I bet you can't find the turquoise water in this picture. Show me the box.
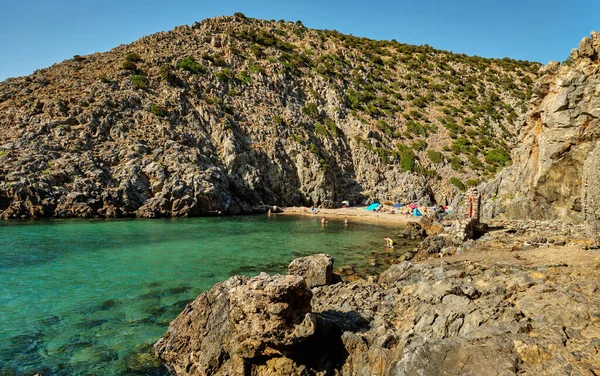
[0,215,409,375]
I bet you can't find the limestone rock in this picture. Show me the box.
[154,273,315,375]
[288,253,333,288]
[482,30,600,223]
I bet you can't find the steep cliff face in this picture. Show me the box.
[0,15,537,219]
[482,31,600,222]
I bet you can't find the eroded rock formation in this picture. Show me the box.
[482,31,600,222]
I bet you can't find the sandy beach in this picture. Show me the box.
[280,206,419,225]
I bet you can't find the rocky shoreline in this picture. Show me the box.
[153,217,600,375]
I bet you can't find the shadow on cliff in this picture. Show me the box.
[223,118,365,208]
[251,310,369,374]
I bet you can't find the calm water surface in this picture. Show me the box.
[0,215,409,375]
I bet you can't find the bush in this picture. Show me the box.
[73,55,86,62]
[150,104,166,117]
[376,120,394,136]
[273,115,284,125]
[158,65,181,86]
[129,75,147,89]
[450,177,466,191]
[427,150,443,164]
[450,156,463,171]
[451,137,471,154]
[396,144,416,172]
[121,61,138,71]
[466,179,480,187]
[314,123,328,137]
[302,103,319,118]
[125,53,143,63]
[412,139,428,151]
[236,70,252,84]
[485,148,511,166]
[468,155,484,170]
[324,118,339,136]
[176,56,206,75]
[405,121,427,136]
[215,68,234,82]
[233,12,246,18]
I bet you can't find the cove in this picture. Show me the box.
[0,215,412,375]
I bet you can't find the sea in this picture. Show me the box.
[0,214,412,375]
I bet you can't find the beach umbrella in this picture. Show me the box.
[409,204,418,209]
[393,203,403,208]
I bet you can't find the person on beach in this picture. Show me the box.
[384,237,394,248]
[344,217,348,226]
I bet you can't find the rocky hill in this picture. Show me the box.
[0,14,538,219]
[482,31,600,225]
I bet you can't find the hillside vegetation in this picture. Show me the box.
[0,14,539,218]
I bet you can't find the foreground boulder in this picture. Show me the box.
[288,253,333,288]
[154,273,316,375]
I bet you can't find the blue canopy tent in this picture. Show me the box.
[392,203,404,208]
[366,203,381,211]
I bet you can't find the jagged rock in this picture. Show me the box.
[288,253,334,288]
[482,31,600,223]
[414,235,447,259]
[399,222,426,239]
[154,273,315,375]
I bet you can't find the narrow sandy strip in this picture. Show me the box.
[280,206,418,226]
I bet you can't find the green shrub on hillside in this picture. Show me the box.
[405,121,427,136]
[427,150,443,164]
[412,139,428,151]
[324,118,340,136]
[451,137,471,154]
[468,155,484,170]
[121,61,138,71]
[158,65,182,86]
[376,120,394,136]
[150,104,166,117]
[125,53,142,63]
[129,75,147,89]
[450,177,466,191]
[485,148,511,166]
[314,123,328,137]
[396,144,416,172]
[466,179,480,187]
[236,70,252,84]
[450,156,463,171]
[302,103,319,118]
[176,56,206,75]
[215,68,234,82]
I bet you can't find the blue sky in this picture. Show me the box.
[0,0,597,82]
